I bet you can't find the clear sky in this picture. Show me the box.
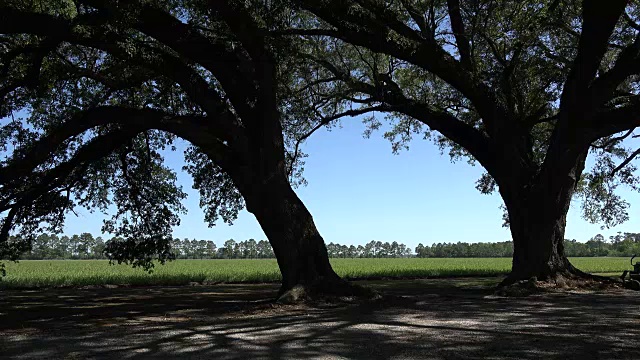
[59,116,640,250]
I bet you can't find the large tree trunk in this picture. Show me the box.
[502,189,577,284]
[498,152,589,285]
[218,104,369,300]
[242,175,366,300]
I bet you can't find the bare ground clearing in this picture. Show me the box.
[1,278,639,359]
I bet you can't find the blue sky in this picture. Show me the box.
[60,117,640,250]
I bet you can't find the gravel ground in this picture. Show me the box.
[1,278,639,359]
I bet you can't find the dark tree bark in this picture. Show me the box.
[221,108,364,298]
[497,151,589,285]
[298,0,634,290]
[245,175,343,295]
[502,189,575,283]
[0,2,363,300]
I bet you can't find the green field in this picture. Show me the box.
[0,257,630,289]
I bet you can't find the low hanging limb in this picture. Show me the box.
[610,147,640,177]
[0,206,18,244]
[0,126,149,214]
[305,54,494,170]
[0,106,220,187]
[592,129,635,150]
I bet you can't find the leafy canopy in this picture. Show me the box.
[284,0,640,228]
[0,0,313,270]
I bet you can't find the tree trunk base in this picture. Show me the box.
[497,267,621,297]
[276,278,380,304]
[499,263,619,286]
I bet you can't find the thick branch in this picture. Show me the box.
[559,0,627,117]
[207,0,277,121]
[0,206,18,244]
[126,2,256,121]
[591,98,640,139]
[1,111,239,218]
[0,4,243,138]
[624,11,640,31]
[0,8,71,36]
[351,0,426,43]
[588,34,640,108]
[610,148,640,177]
[399,0,430,37]
[446,0,472,70]
[0,127,147,214]
[539,0,628,183]
[310,55,494,173]
[299,0,508,135]
[0,107,223,186]
[207,1,267,63]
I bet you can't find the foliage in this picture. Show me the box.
[171,238,275,259]
[415,241,514,258]
[326,240,413,258]
[288,0,640,233]
[416,232,640,258]
[15,231,640,263]
[183,146,245,227]
[18,232,106,260]
[0,0,317,272]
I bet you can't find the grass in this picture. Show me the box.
[0,257,631,289]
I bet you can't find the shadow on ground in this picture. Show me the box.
[1,278,639,359]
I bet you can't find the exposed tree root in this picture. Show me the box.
[496,269,626,297]
[498,263,619,287]
[276,278,380,304]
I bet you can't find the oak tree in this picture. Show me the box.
[0,0,356,297]
[290,0,640,283]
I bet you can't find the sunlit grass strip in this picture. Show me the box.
[0,257,630,289]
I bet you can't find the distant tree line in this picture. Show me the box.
[325,241,413,258]
[174,238,276,259]
[563,233,640,257]
[13,234,277,260]
[16,233,108,260]
[415,233,640,258]
[415,241,514,258]
[12,232,640,260]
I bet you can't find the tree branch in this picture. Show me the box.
[591,97,640,139]
[269,28,343,37]
[588,33,640,108]
[624,11,640,31]
[398,0,430,37]
[298,0,508,134]
[538,0,629,181]
[0,107,223,186]
[610,148,640,177]
[0,3,244,138]
[0,206,18,244]
[206,0,279,123]
[592,128,635,149]
[559,0,627,118]
[446,0,472,70]
[0,7,71,36]
[307,54,495,173]
[125,2,257,121]
[0,126,147,214]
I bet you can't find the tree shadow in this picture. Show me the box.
[1,278,639,359]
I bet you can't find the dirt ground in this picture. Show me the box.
[1,277,640,360]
